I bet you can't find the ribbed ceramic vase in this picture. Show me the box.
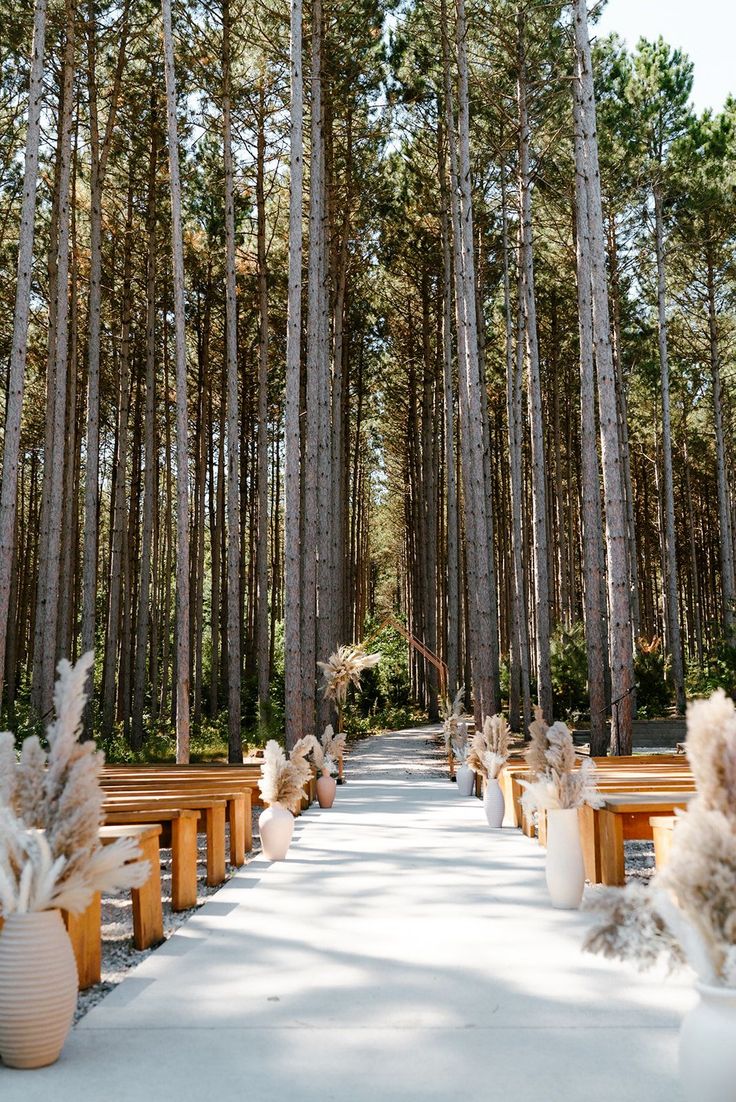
[0,910,78,1069]
[316,770,337,808]
[483,778,505,828]
[456,765,475,797]
[545,808,585,909]
[259,803,295,860]
[680,983,736,1102]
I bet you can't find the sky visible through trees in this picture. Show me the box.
[1,0,735,762]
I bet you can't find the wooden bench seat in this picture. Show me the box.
[585,793,694,886]
[101,780,252,863]
[103,795,228,888]
[61,824,164,990]
[102,806,199,909]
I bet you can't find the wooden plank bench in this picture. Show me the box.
[587,794,694,886]
[103,795,228,887]
[101,779,251,863]
[63,823,164,990]
[650,814,678,869]
[103,806,199,910]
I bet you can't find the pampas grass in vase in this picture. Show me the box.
[468,714,511,826]
[520,712,601,909]
[451,721,475,796]
[441,686,465,779]
[582,691,736,1101]
[0,652,150,1069]
[317,644,381,738]
[257,740,311,861]
[313,726,345,808]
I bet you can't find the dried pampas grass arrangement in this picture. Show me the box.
[315,725,346,775]
[520,714,601,814]
[584,690,736,986]
[0,653,150,917]
[317,645,381,709]
[467,714,511,780]
[258,740,310,815]
[451,721,470,765]
[442,686,465,750]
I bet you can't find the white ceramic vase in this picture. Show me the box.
[545,807,585,909]
[680,982,736,1102]
[483,777,505,827]
[456,764,475,797]
[316,770,337,809]
[259,803,295,860]
[0,910,78,1069]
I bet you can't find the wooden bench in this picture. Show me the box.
[650,814,678,868]
[103,795,228,887]
[101,779,251,863]
[103,806,199,910]
[586,794,693,886]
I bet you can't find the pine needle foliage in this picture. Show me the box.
[0,653,150,916]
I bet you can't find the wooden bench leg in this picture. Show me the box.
[599,809,626,886]
[131,835,164,949]
[229,795,246,866]
[64,893,101,990]
[579,804,601,882]
[243,794,252,853]
[206,804,227,886]
[538,808,548,848]
[171,815,198,910]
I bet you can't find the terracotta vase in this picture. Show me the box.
[259,803,295,860]
[680,982,736,1101]
[483,777,505,828]
[545,807,585,909]
[316,770,337,808]
[0,910,78,1069]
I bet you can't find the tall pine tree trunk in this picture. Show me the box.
[574,0,635,752]
[653,185,685,714]
[162,0,191,761]
[0,0,48,707]
[284,0,304,748]
[517,21,552,723]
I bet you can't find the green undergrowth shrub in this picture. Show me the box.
[634,638,673,717]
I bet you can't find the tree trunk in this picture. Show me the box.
[517,20,552,723]
[0,0,48,707]
[284,0,304,748]
[653,185,685,714]
[573,72,608,754]
[162,0,191,761]
[574,0,635,753]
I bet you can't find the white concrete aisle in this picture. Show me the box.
[0,727,692,1101]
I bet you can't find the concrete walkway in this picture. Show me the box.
[1,726,692,1101]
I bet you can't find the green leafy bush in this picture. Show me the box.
[686,636,736,699]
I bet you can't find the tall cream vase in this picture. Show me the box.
[545,807,585,909]
[0,910,78,1069]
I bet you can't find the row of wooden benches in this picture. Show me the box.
[483,754,690,885]
[62,763,318,988]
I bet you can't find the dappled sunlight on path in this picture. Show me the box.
[0,724,693,1102]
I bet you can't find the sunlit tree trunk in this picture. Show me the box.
[284,0,304,748]
[517,20,552,723]
[162,0,191,761]
[653,185,685,714]
[573,72,608,754]
[574,0,635,753]
[0,0,48,707]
